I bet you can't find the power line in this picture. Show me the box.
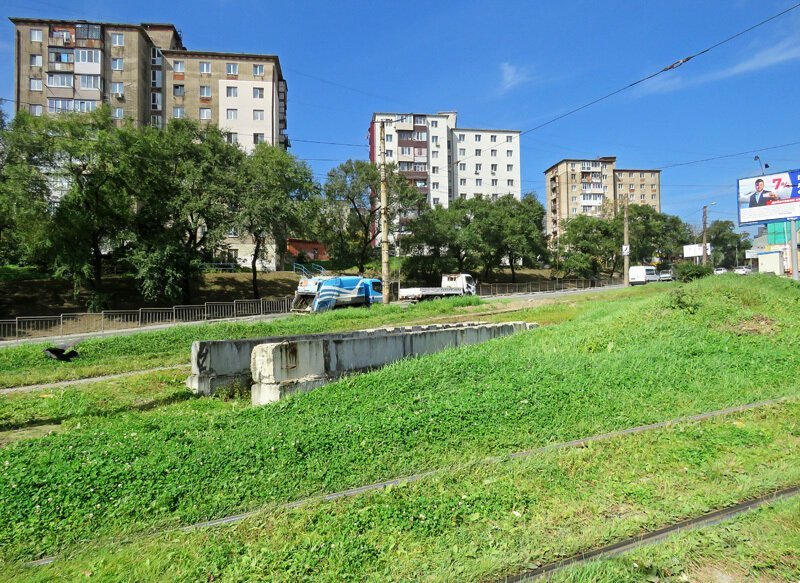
[518,2,800,136]
[658,141,800,170]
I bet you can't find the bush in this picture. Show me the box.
[674,263,712,282]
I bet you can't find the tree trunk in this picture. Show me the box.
[91,238,103,292]
[509,256,517,283]
[251,236,262,299]
[181,270,192,305]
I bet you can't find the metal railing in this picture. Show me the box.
[0,296,294,342]
[477,278,621,296]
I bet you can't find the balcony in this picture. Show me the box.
[76,39,103,49]
[48,36,73,48]
[48,61,74,73]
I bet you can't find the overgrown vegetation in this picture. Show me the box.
[0,276,798,567]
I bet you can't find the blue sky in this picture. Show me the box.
[3,0,800,233]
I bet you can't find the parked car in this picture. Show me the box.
[733,266,752,275]
[658,269,674,282]
[713,267,727,275]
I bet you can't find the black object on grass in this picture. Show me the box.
[43,339,82,362]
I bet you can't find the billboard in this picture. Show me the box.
[738,169,800,226]
[683,243,711,258]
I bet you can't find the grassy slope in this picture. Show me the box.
[2,402,798,582]
[552,496,800,582]
[0,276,797,563]
[0,295,490,388]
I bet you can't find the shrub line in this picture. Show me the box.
[501,484,800,582]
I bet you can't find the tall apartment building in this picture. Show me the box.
[10,18,288,152]
[544,157,661,241]
[369,112,521,208]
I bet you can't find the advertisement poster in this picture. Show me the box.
[738,169,800,226]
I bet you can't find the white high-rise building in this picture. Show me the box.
[369,111,521,208]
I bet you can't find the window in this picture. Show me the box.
[475,149,481,156]
[174,60,185,73]
[412,130,427,140]
[254,133,265,145]
[30,78,42,91]
[413,163,427,172]
[432,182,439,190]
[30,54,42,67]
[226,133,238,144]
[570,173,576,180]
[432,166,439,174]
[226,109,237,120]
[151,115,162,128]
[431,150,438,159]
[199,108,211,120]
[173,85,185,97]
[200,61,211,74]
[31,29,42,42]
[113,107,123,119]
[640,172,645,178]
[253,64,264,76]
[506,150,513,157]
[253,109,264,120]
[74,100,97,113]
[253,87,264,99]
[112,33,124,46]
[112,58,124,71]
[151,70,162,87]
[112,82,124,95]
[430,120,438,128]
[173,107,185,118]
[226,63,238,75]
[458,133,465,142]
[571,185,577,191]
[490,149,497,157]
[640,184,645,190]
[150,92,161,110]
[507,164,513,172]
[475,163,482,172]
[458,148,466,156]
[651,194,657,200]
[48,50,73,63]
[507,179,515,187]
[151,47,161,66]
[460,178,467,186]
[459,163,466,171]
[570,163,576,169]
[47,73,72,87]
[414,116,425,124]
[48,98,72,113]
[431,135,438,144]
[399,147,411,155]
[490,164,497,172]
[225,86,237,98]
[629,184,635,190]
[76,49,101,63]
[385,149,393,158]
[506,136,513,142]
[433,197,440,205]
[571,196,577,202]
[651,184,657,191]
[572,208,577,214]
[200,85,211,97]
[476,179,482,186]
[79,75,101,89]
[385,134,393,142]
[29,104,43,116]
[492,179,498,186]
[76,24,101,40]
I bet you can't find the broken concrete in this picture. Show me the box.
[250,321,535,405]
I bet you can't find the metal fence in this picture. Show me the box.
[0,296,294,342]
[477,278,621,296]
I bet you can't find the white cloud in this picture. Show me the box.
[499,62,532,93]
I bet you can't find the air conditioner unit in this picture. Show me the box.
[474,171,479,175]
[491,171,496,175]
[114,92,124,98]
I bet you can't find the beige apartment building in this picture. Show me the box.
[10,18,288,152]
[544,157,661,241]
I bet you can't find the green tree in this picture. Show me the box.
[494,194,548,282]
[560,215,621,278]
[238,144,317,298]
[705,220,752,268]
[321,160,423,273]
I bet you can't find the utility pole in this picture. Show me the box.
[379,121,390,304]
[623,201,630,285]
[701,204,709,266]
[791,218,799,281]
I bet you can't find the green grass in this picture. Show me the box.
[0,276,798,564]
[552,496,800,582]
[0,295,489,388]
[0,265,49,282]
[0,369,191,431]
[2,402,798,581]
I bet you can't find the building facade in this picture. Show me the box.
[10,18,288,152]
[544,157,661,241]
[369,111,521,208]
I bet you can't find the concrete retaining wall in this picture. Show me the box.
[250,321,534,405]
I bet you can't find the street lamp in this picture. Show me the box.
[702,202,716,266]
[754,155,770,176]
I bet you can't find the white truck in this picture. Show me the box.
[399,273,477,302]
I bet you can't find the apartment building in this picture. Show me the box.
[544,157,661,241]
[369,111,521,209]
[10,18,288,152]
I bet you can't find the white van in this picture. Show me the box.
[629,266,657,285]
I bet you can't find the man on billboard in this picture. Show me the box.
[748,178,777,207]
